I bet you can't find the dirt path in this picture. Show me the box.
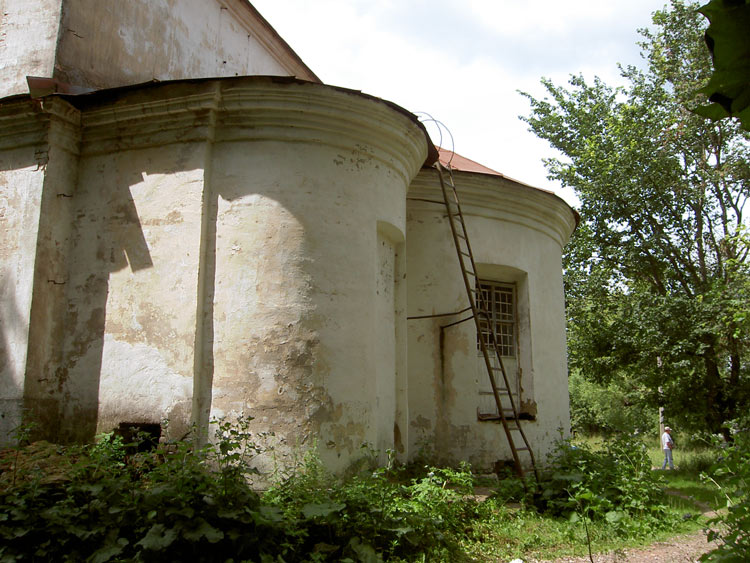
[526,529,718,562]
[525,490,722,563]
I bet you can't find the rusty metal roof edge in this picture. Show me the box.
[425,160,580,228]
[7,75,438,168]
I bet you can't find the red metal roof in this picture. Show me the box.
[437,147,503,176]
[437,146,552,192]
[435,146,580,227]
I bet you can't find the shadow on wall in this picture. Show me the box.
[14,115,271,445]
[5,78,405,450]
[0,276,25,444]
[18,142,156,443]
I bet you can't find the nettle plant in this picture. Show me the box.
[701,422,750,562]
[538,433,679,537]
[261,449,480,561]
[0,419,483,562]
[0,415,280,563]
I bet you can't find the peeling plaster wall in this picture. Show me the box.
[0,77,429,471]
[0,0,63,97]
[0,107,48,444]
[205,81,427,472]
[406,169,577,471]
[0,154,42,444]
[54,0,316,91]
[68,151,206,441]
[0,98,78,445]
[1,0,316,99]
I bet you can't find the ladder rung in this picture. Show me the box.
[436,163,537,486]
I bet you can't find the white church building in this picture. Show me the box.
[0,0,577,473]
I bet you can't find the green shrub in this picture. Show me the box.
[569,370,652,434]
[701,423,750,562]
[0,421,704,562]
[0,416,284,562]
[537,433,680,537]
[262,452,478,561]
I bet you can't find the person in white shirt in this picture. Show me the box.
[661,426,675,470]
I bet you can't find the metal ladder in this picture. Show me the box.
[434,161,539,486]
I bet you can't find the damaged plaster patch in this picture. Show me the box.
[97,335,192,426]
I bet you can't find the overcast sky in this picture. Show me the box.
[251,0,676,206]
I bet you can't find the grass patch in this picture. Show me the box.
[0,427,734,562]
[662,473,725,510]
[574,435,724,520]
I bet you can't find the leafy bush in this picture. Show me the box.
[0,416,284,562]
[701,423,750,562]
[0,424,482,562]
[1,420,703,562]
[262,450,479,561]
[537,434,680,537]
[569,370,652,434]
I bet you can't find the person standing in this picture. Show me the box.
[661,426,675,470]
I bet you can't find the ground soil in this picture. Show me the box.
[526,529,718,563]
[526,490,722,563]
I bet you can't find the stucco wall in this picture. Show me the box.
[0,98,79,445]
[406,168,576,471]
[0,0,63,98]
[55,0,317,91]
[0,108,48,444]
[205,80,427,471]
[65,148,206,441]
[0,0,317,99]
[0,77,430,470]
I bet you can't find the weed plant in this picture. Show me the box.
[536,433,681,538]
[0,417,283,562]
[700,423,750,562]
[0,423,482,562]
[1,422,710,562]
[262,450,479,561]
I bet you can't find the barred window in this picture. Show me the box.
[476,280,516,357]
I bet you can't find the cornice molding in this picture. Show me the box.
[70,78,427,186]
[0,98,80,154]
[408,168,578,249]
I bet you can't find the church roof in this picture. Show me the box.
[437,147,502,176]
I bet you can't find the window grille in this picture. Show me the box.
[476,280,515,357]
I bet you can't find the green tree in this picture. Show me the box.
[522,0,750,438]
[696,0,750,130]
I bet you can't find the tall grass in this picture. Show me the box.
[646,440,719,474]
[1,427,728,562]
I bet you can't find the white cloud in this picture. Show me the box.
[252,0,673,207]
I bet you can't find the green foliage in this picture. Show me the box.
[701,422,750,561]
[537,434,681,538]
[696,0,750,130]
[262,451,479,561]
[522,0,750,437]
[0,424,728,563]
[569,370,652,434]
[0,424,718,562]
[0,416,277,563]
[0,428,484,562]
